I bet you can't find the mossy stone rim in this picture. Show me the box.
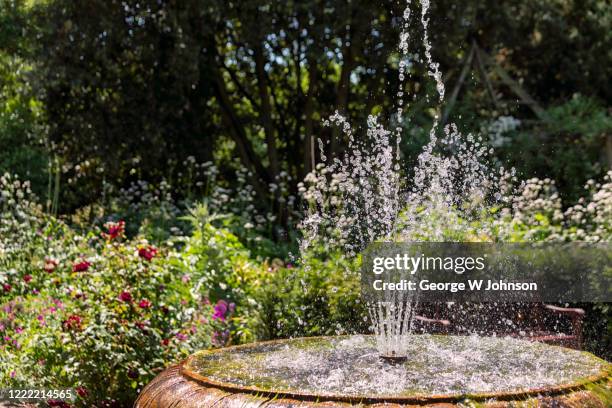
[181,335,611,404]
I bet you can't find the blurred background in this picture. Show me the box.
[1,0,610,234]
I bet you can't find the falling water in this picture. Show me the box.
[299,0,510,358]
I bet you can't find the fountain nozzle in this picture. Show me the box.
[380,351,408,365]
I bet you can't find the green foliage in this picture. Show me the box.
[0,177,235,406]
[497,96,611,203]
[172,203,265,343]
[0,53,48,195]
[257,252,367,339]
[1,0,610,234]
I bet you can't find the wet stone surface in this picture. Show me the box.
[184,335,609,398]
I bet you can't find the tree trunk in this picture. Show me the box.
[331,20,361,158]
[254,44,281,179]
[210,59,271,203]
[302,60,318,178]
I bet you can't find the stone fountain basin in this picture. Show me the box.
[135,335,611,407]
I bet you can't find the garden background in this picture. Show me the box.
[0,0,610,406]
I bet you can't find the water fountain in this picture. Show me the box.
[136,1,611,406]
[137,335,609,406]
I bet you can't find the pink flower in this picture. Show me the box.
[138,246,158,261]
[72,260,91,272]
[15,327,23,334]
[118,291,132,302]
[175,333,188,341]
[138,299,151,309]
[23,275,32,283]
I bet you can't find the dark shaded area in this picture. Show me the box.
[0,0,610,219]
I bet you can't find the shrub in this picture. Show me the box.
[257,251,366,339]
[0,178,234,406]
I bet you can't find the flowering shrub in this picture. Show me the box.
[101,162,299,258]
[2,167,611,405]
[499,171,612,242]
[0,177,237,406]
[171,203,266,344]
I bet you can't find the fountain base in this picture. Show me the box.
[136,335,611,408]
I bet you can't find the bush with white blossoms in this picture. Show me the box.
[500,171,612,242]
[101,160,299,258]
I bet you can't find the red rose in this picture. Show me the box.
[138,299,152,309]
[161,338,170,346]
[62,314,83,331]
[138,246,158,261]
[72,260,91,272]
[23,275,32,283]
[103,220,125,241]
[76,386,88,398]
[118,291,132,302]
[3,284,11,293]
[44,258,58,273]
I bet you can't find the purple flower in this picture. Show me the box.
[212,329,230,347]
[212,300,228,321]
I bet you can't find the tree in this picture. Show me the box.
[24,0,611,225]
